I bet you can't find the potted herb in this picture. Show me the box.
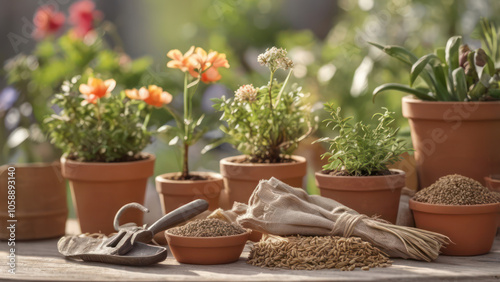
[1,1,151,239]
[45,75,168,234]
[155,46,230,214]
[371,19,500,188]
[212,47,313,209]
[314,104,409,223]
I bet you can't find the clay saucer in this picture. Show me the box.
[165,230,251,264]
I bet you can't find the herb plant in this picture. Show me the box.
[45,76,171,162]
[371,33,500,102]
[315,103,409,176]
[211,47,314,163]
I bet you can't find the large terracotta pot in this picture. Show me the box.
[409,199,500,256]
[155,172,222,214]
[61,154,155,234]
[402,96,500,188]
[0,163,67,240]
[219,155,307,209]
[315,169,406,223]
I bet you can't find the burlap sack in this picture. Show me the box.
[238,177,449,261]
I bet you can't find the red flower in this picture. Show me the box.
[69,0,102,38]
[32,5,65,40]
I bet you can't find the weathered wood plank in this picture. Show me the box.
[1,220,499,281]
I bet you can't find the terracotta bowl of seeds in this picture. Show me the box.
[165,219,251,265]
[410,200,500,256]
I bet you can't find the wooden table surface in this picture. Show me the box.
[1,220,500,281]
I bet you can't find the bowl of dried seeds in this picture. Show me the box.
[409,174,500,256]
[165,218,251,264]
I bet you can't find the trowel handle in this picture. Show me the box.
[147,199,209,235]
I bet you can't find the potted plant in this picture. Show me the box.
[371,19,500,188]
[45,75,169,234]
[211,47,314,209]
[155,46,230,214]
[314,104,409,223]
[1,1,151,239]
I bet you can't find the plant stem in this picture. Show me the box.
[182,72,190,179]
[268,71,275,109]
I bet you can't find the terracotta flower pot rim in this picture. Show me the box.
[315,169,406,191]
[165,229,251,247]
[61,153,155,181]
[402,96,500,120]
[409,199,500,215]
[155,171,223,185]
[220,155,306,168]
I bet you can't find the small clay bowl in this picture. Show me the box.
[165,230,251,264]
[484,175,500,193]
[409,199,500,256]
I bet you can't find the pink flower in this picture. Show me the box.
[32,5,65,40]
[69,0,102,38]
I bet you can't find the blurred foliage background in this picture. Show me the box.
[2,0,500,192]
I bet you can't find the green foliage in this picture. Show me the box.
[45,77,152,162]
[371,34,500,102]
[315,103,409,176]
[212,82,313,163]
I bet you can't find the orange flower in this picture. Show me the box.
[189,47,230,83]
[135,85,173,107]
[125,88,143,100]
[79,77,116,104]
[166,46,195,72]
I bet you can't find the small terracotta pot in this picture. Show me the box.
[165,230,251,264]
[409,199,500,256]
[61,154,155,234]
[155,172,222,215]
[402,96,500,188]
[0,163,67,240]
[219,155,307,209]
[484,175,500,193]
[315,169,406,223]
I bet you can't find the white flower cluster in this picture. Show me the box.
[257,47,294,72]
[235,84,258,103]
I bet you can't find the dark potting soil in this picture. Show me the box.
[67,153,149,163]
[168,219,246,237]
[413,174,500,205]
[321,169,395,177]
[232,156,297,164]
[168,174,210,181]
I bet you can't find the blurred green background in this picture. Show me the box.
[2,0,500,203]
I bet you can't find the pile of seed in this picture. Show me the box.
[168,219,246,237]
[247,235,392,271]
[413,174,500,205]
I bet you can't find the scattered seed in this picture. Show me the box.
[247,235,391,271]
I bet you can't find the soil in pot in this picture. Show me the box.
[315,169,406,223]
[410,174,500,256]
[155,172,222,214]
[0,163,67,240]
[219,155,307,209]
[165,219,250,264]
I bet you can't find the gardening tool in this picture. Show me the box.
[58,199,209,266]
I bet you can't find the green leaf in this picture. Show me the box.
[369,42,418,65]
[201,137,231,154]
[372,83,436,101]
[435,47,446,62]
[410,53,440,86]
[445,36,462,70]
[452,67,467,101]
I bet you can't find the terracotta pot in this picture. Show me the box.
[219,155,307,209]
[0,163,67,240]
[409,199,500,256]
[484,175,500,193]
[315,169,405,223]
[155,172,222,214]
[402,96,500,188]
[165,230,251,264]
[61,154,155,234]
